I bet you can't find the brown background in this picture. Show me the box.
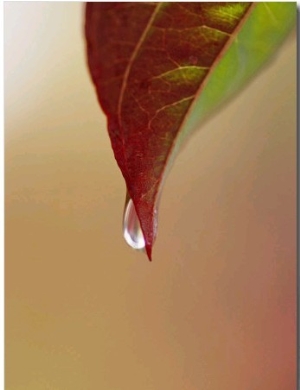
[5,3,296,390]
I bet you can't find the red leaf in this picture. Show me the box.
[85,2,252,260]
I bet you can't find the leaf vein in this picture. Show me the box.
[152,65,209,80]
[149,95,195,129]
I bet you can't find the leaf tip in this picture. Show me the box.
[145,244,153,262]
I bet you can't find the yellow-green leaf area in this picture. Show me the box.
[157,66,208,86]
[206,3,250,30]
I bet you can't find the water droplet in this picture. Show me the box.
[123,197,145,250]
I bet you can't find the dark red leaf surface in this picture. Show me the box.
[85,2,252,260]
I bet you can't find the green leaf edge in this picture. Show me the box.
[178,2,296,150]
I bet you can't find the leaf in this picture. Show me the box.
[85,2,296,260]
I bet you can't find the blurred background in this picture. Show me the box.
[5,3,296,390]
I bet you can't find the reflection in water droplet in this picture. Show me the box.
[123,197,145,250]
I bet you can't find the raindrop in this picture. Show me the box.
[123,197,145,250]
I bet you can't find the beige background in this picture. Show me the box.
[5,3,296,390]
